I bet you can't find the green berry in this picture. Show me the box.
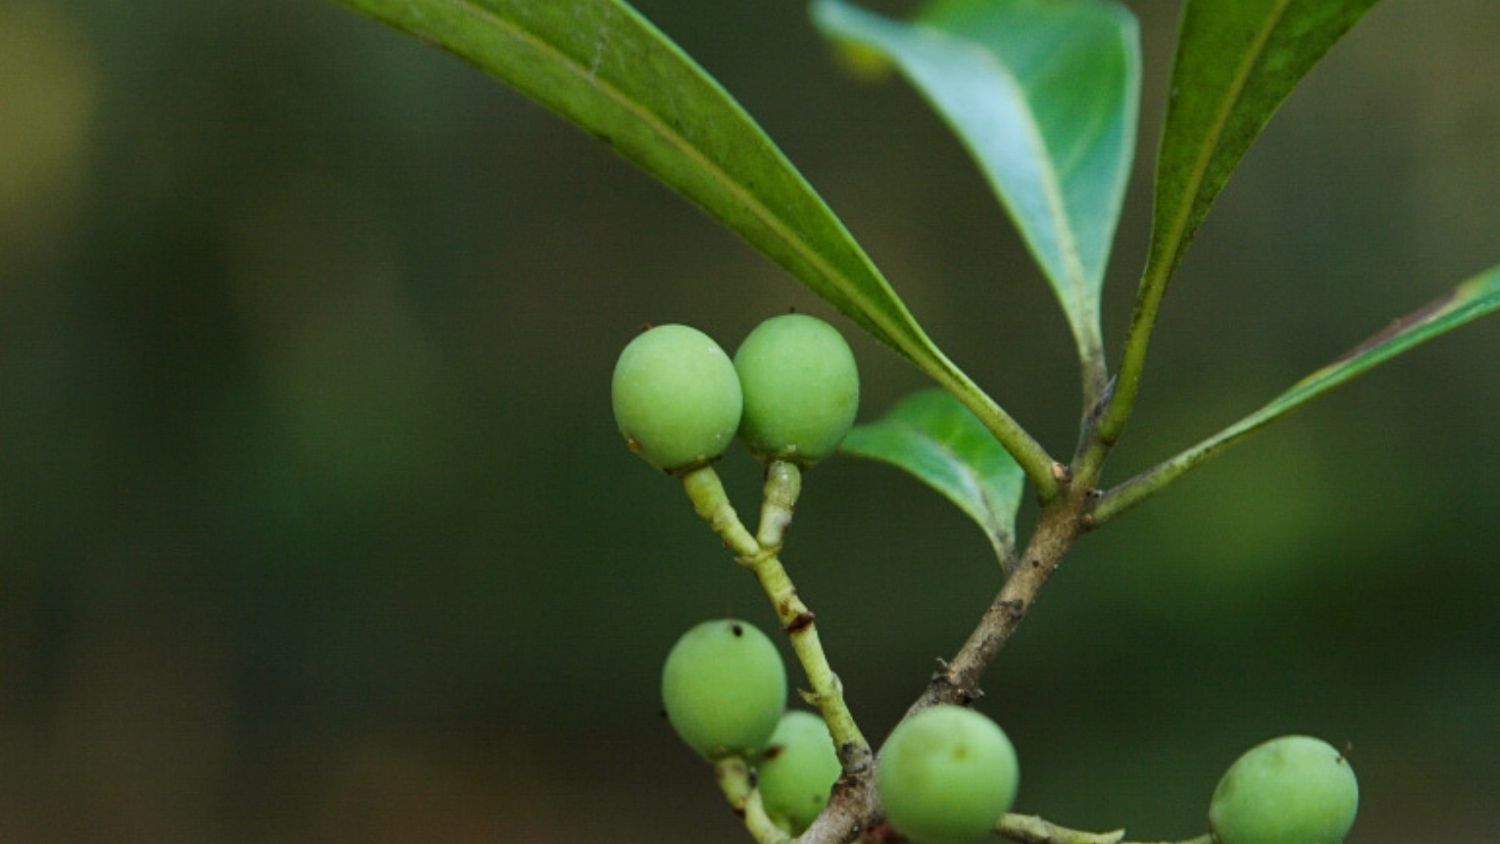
[757,711,842,833]
[877,705,1019,844]
[661,619,786,760]
[1209,735,1359,844]
[612,324,743,473]
[733,314,859,466]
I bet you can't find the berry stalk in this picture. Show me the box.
[999,815,1212,844]
[682,466,871,773]
[756,460,801,552]
[715,757,794,844]
[749,552,867,765]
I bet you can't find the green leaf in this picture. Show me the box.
[334,0,1062,496]
[1212,266,1500,453]
[812,0,1140,379]
[1097,265,1500,523]
[1100,0,1382,443]
[1147,0,1381,285]
[336,1,932,373]
[842,389,1024,563]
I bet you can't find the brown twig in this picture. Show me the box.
[796,488,1091,844]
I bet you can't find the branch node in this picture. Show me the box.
[1050,461,1072,484]
[836,742,873,774]
[786,610,816,634]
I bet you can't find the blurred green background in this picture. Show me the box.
[2,0,1497,841]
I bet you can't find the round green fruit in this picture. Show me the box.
[612,324,742,473]
[661,619,786,759]
[877,705,1019,844]
[757,711,842,833]
[733,314,859,466]
[1209,735,1359,844]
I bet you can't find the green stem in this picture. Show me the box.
[997,814,1124,844]
[997,814,1212,844]
[1089,326,1370,523]
[925,357,1065,500]
[1089,429,1237,525]
[744,789,793,844]
[1084,250,1173,480]
[715,757,793,844]
[682,466,871,774]
[682,465,760,560]
[750,552,867,759]
[715,756,753,814]
[1076,309,1111,419]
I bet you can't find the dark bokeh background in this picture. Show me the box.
[2,0,1497,841]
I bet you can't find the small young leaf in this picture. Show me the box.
[335,0,1060,495]
[1098,264,1500,523]
[842,390,1024,563]
[812,0,1141,382]
[1148,0,1381,285]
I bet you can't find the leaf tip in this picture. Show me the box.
[810,0,895,82]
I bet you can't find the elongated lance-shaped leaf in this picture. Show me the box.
[1096,264,1500,523]
[1149,0,1380,283]
[842,390,1025,565]
[335,0,1060,495]
[812,0,1140,395]
[1103,0,1382,439]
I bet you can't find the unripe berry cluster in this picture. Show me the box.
[660,619,841,834]
[617,316,1360,843]
[619,315,865,834]
[611,314,860,473]
[662,615,1024,841]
